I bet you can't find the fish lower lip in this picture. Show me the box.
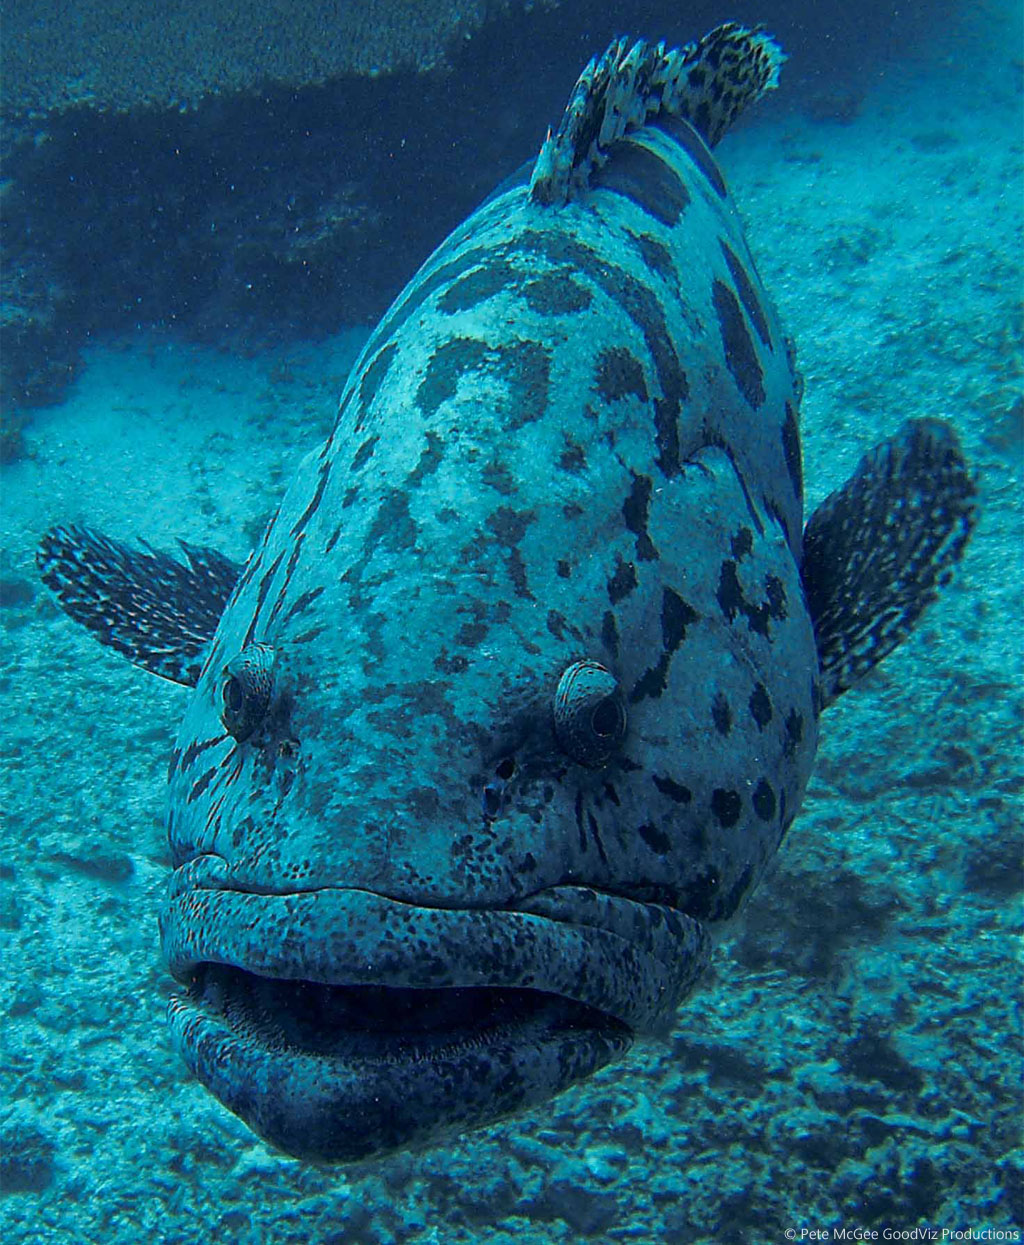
[168,976,631,1162]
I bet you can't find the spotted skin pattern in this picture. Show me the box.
[39,24,975,1163]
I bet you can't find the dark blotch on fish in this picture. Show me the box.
[660,115,728,197]
[365,490,418,556]
[749,683,773,728]
[629,231,677,282]
[420,337,550,428]
[596,346,648,406]
[523,271,594,315]
[487,507,534,546]
[661,587,698,651]
[607,556,638,604]
[730,527,753,559]
[481,458,516,496]
[719,238,771,348]
[351,437,379,472]
[592,138,691,227]
[623,475,657,561]
[601,610,620,657]
[712,278,765,409]
[559,439,586,473]
[711,788,742,828]
[357,342,399,428]
[752,779,776,821]
[711,691,732,736]
[716,560,781,637]
[417,338,489,418]
[652,774,692,804]
[407,432,445,486]
[438,262,517,314]
[500,339,551,429]
[638,821,672,854]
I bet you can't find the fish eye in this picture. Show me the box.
[554,659,627,768]
[220,642,275,742]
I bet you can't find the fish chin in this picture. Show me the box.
[161,885,710,1161]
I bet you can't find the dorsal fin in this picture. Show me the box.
[37,525,243,687]
[530,22,784,207]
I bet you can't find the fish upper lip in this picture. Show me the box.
[161,878,710,1032]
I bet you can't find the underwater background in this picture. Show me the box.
[1,0,1021,1240]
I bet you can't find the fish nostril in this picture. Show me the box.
[481,784,504,821]
[481,757,517,821]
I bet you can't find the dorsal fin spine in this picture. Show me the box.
[530,23,784,208]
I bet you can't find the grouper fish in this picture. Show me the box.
[38,23,976,1162]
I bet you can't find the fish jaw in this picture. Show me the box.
[160,881,709,1161]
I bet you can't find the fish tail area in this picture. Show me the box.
[36,524,243,687]
[530,22,784,206]
[802,419,978,709]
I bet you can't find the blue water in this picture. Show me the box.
[1,1,1021,1240]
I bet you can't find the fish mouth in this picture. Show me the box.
[162,883,709,1162]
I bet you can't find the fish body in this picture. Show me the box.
[38,24,975,1162]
